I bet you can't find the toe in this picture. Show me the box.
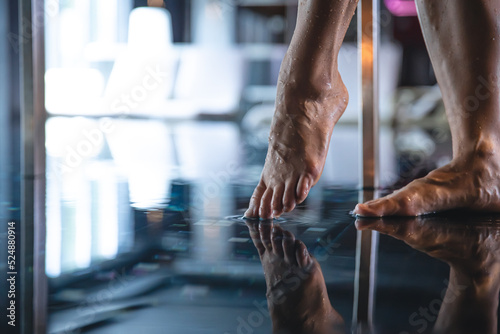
[295,240,311,269]
[283,181,297,213]
[271,185,285,218]
[245,181,266,218]
[354,174,464,217]
[271,225,284,256]
[259,189,274,219]
[282,230,297,265]
[246,221,265,256]
[353,202,383,217]
[259,221,273,252]
[354,197,402,217]
[296,174,312,204]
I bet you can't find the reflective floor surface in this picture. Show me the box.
[45,118,499,334]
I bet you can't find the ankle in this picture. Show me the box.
[279,54,344,100]
[278,72,347,107]
[454,137,500,164]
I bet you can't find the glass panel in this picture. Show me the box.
[1,1,22,334]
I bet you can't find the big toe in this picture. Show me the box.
[354,198,401,217]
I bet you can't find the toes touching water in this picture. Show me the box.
[245,75,348,219]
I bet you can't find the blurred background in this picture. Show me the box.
[0,0,457,333]
[42,0,450,279]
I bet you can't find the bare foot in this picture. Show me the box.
[246,221,344,334]
[356,0,500,217]
[353,152,500,216]
[245,74,348,219]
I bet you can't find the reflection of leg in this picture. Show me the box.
[246,221,345,334]
[355,217,500,334]
[434,267,500,334]
[355,0,500,216]
[245,0,359,219]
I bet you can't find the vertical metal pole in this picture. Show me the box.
[20,0,46,333]
[359,0,379,189]
[353,0,379,332]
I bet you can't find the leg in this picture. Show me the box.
[246,221,345,334]
[355,0,500,216]
[245,0,358,219]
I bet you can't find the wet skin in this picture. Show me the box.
[354,0,500,216]
[244,0,357,219]
[246,220,344,334]
[246,0,500,218]
[357,216,500,334]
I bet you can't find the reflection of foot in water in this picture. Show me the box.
[246,221,344,334]
[356,217,500,334]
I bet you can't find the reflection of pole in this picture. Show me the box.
[352,190,379,334]
[353,0,379,331]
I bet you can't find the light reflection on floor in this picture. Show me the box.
[45,118,499,334]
